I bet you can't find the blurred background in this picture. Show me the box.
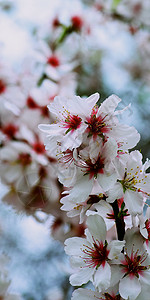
[0,0,150,299]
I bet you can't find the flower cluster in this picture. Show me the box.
[39,92,150,299]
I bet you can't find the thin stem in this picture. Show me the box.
[111,200,125,241]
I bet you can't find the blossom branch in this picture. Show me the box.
[111,200,125,241]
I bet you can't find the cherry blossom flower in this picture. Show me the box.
[61,182,106,224]
[0,141,40,186]
[64,214,125,291]
[39,92,99,155]
[71,286,124,300]
[84,94,140,150]
[62,137,117,199]
[111,228,150,300]
[34,40,78,82]
[107,151,150,215]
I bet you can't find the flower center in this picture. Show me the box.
[145,219,150,240]
[71,15,83,31]
[83,156,104,179]
[121,250,148,278]
[2,124,18,138]
[118,171,137,193]
[82,239,109,269]
[52,17,60,28]
[133,3,142,14]
[47,55,60,67]
[18,153,32,166]
[33,142,45,154]
[0,79,6,94]
[63,113,82,133]
[40,105,49,117]
[27,96,39,109]
[85,109,109,139]
[58,149,74,165]
[101,293,121,300]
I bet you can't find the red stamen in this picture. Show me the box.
[86,109,109,139]
[107,210,115,220]
[121,250,148,278]
[77,156,104,179]
[58,149,74,165]
[64,114,82,133]
[82,238,109,268]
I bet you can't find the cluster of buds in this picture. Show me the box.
[39,92,150,300]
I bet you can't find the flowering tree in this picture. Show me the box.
[0,0,150,299]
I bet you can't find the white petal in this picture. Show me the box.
[136,284,150,300]
[1,165,21,183]
[124,190,143,215]
[70,267,94,286]
[71,288,100,300]
[68,93,99,117]
[97,172,118,192]
[44,135,61,156]
[108,240,125,260]
[99,94,121,115]
[61,129,83,151]
[86,214,106,242]
[119,276,141,300]
[94,262,111,291]
[124,227,145,256]
[69,175,93,202]
[38,123,63,134]
[102,138,118,162]
[106,183,123,203]
[139,270,150,285]
[64,237,89,256]
[110,265,123,287]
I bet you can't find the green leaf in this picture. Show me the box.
[112,0,121,9]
